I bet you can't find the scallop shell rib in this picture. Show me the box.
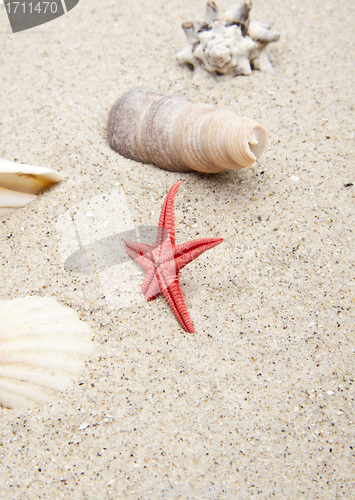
[0,296,93,410]
[107,87,267,174]
[0,159,63,216]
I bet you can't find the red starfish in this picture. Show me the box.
[124,181,223,333]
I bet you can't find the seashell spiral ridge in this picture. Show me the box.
[107,87,267,174]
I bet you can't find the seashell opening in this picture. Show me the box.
[225,119,267,168]
[248,124,268,159]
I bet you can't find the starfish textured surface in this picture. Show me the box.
[125,181,223,333]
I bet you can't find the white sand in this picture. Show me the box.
[0,0,354,498]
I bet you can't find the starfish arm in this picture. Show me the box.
[141,269,160,301]
[156,181,181,247]
[125,239,154,257]
[159,277,195,333]
[124,239,155,272]
[174,237,223,272]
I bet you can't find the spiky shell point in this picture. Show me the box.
[177,1,280,79]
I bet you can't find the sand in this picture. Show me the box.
[0,0,354,498]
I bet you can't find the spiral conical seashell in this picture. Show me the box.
[107,87,267,174]
[0,296,93,410]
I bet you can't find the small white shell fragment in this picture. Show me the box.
[0,187,37,207]
[0,296,93,410]
[0,158,63,215]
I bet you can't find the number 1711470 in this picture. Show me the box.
[5,2,59,15]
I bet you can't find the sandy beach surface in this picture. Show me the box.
[0,0,354,498]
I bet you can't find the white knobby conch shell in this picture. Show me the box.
[176,1,280,78]
[0,158,63,217]
[107,87,267,174]
[0,296,93,410]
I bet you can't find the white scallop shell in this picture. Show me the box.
[0,296,93,409]
[0,159,63,216]
[107,87,267,174]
